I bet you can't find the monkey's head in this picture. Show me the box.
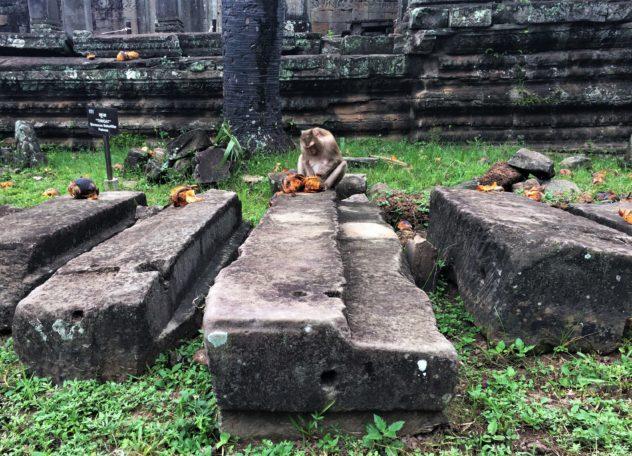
[300,129,320,154]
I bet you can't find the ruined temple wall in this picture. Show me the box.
[0,0,30,33]
[402,0,632,150]
[1,0,632,152]
[92,0,125,32]
[0,52,409,146]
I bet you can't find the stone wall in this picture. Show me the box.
[397,0,632,150]
[0,0,30,33]
[310,0,399,34]
[0,0,631,153]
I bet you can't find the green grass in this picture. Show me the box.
[1,137,630,455]
[2,136,629,225]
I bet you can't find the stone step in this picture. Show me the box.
[13,190,249,383]
[0,192,146,333]
[428,188,632,353]
[567,201,632,236]
[204,192,457,438]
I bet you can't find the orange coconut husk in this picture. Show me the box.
[303,175,325,193]
[282,173,306,194]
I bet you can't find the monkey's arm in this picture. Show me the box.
[298,155,317,176]
[323,160,347,189]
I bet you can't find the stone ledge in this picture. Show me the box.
[0,192,145,333]
[13,190,248,383]
[567,201,632,236]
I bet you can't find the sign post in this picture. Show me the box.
[87,106,120,191]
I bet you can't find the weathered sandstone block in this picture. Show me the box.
[0,192,145,333]
[428,188,632,353]
[568,202,632,236]
[204,192,457,438]
[13,191,249,382]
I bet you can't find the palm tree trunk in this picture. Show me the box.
[222,0,294,153]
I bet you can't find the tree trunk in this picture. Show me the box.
[222,0,294,154]
[626,134,632,166]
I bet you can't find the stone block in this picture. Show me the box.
[341,36,394,55]
[204,192,457,438]
[13,190,249,382]
[428,188,632,353]
[560,155,592,170]
[0,32,71,56]
[194,147,231,184]
[508,148,555,180]
[72,32,183,58]
[178,33,222,57]
[282,33,322,55]
[335,173,367,200]
[0,192,146,333]
[405,234,438,292]
[409,7,449,30]
[449,5,493,28]
[568,202,632,236]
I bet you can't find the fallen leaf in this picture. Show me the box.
[578,192,594,204]
[434,157,442,163]
[592,170,607,185]
[86,52,96,60]
[397,220,413,231]
[0,181,13,189]
[33,176,43,181]
[476,182,504,192]
[619,208,632,225]
[595,190,619,202]
[559,169,572,176]
[272,162,282,172]
[114,163,124,171]
[42,188,60,197]
[524,189,544,202]
[391,155,398,161]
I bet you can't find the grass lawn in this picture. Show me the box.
[1,137,630,455]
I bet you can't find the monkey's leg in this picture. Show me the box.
[299,156,316,176]
[324,160,347,189]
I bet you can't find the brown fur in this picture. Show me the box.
[298,128,347,189]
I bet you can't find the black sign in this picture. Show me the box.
[87,107,119,137]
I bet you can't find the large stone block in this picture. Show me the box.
[567,202,632,236]
[13,190,249,382]
[204,192,457,438]
[428,188,632,353]
[0,192,145,333]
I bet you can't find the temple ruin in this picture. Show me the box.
[1,1,631,151]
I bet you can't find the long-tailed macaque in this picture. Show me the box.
[298,128,347,189]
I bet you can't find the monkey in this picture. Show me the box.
[297,128,347,190]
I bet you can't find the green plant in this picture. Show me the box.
[362,415,405,455]
[485,338,535,361]
[215,120,245,164]
[290,401,335,440]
